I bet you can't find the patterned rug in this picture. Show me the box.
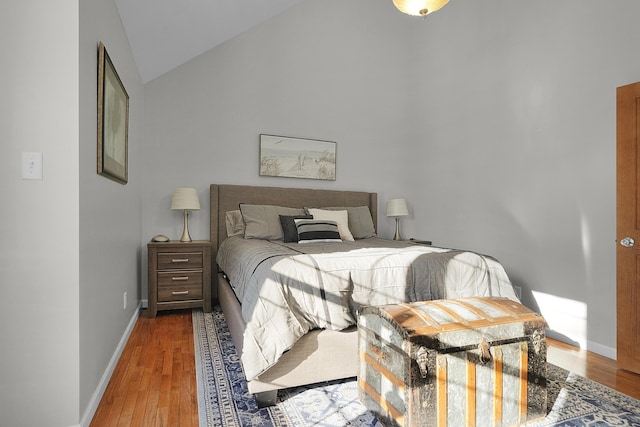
[193,307,640,426]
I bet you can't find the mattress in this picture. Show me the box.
[216,236,518,380]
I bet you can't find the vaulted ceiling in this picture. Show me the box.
[115,0,307,83]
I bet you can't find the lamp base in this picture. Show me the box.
[180,210,192,242]
[393,217,403,241]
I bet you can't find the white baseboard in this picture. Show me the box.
[547,329,617,361]
[80,303,141,427]
[587,339,616,360]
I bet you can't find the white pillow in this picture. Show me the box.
[318,206,376,239]
[307,208,354,241]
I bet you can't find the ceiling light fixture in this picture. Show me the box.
[393,0,449,17]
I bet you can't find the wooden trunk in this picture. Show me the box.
[358,297,547,427]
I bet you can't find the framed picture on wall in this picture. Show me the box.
[97,41,129,185]
[259,134,336,181]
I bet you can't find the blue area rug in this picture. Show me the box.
[193,307,640,426]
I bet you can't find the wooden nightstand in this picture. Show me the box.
[147,240,212,317]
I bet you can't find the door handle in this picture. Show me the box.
[621,237,635,248]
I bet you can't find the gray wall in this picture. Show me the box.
[407,1,640,355]
[79,0,144,424]
[1,2,81,426]
[1,0,143,426]
[143,0,640,357]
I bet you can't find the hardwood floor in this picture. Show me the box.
[90,310,198,427]
[90,309,640,426]
[547,337,640,400]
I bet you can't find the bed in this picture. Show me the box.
[209,184,518,406]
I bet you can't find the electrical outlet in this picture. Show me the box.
[123,292,127,310]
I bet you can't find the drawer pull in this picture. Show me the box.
[172,276,190,281]
[171,258,190,263]
[172,291,190,296]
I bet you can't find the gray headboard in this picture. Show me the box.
[209,184,378,253]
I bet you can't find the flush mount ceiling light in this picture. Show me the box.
[393,0,449,17]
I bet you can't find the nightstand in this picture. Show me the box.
[147,240,212,317]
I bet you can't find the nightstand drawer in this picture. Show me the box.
[158,284,203,302]
[157,252,203,270]
[157,270,202,287]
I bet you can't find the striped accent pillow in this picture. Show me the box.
[294,219,342,243]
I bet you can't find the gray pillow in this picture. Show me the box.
[225,210,245,237]
[240,204,306,240]
[308,206,376,239]
[279,215,313,243]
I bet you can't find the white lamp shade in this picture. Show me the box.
[171,188,200,211]
[386,198,409,217]
[393,0,449,16]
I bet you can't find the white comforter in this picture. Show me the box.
[216,236,518,380]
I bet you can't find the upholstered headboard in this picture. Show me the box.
[209,184,378,252]
[209,184,377,302]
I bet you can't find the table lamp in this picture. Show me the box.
[386,198,409,240]
[171,188,200,242]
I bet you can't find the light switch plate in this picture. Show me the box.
[22,152,43,180]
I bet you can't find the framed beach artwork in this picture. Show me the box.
[259,134,336,181]
[97,41,129,185]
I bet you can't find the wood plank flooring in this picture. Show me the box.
[90,309,640,426]
[90,310,198,427]
[547,337,640,400]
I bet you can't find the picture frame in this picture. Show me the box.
[259,134,336,181]
[97,41,129,185]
